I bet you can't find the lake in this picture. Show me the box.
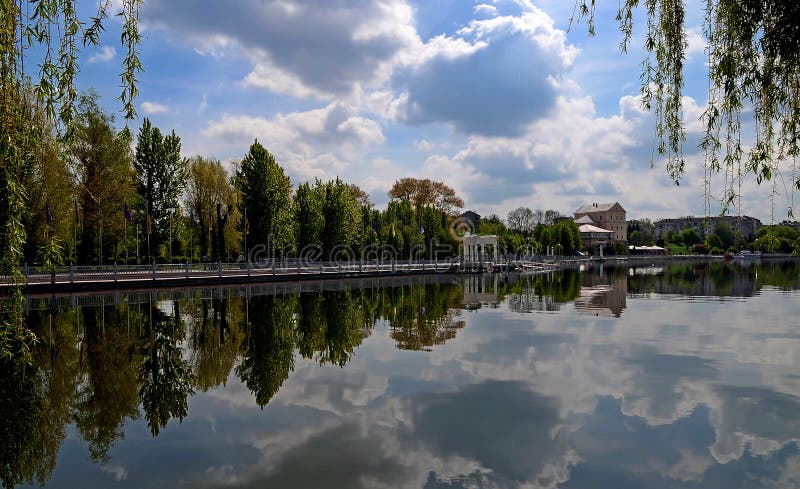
[3,259,800,488]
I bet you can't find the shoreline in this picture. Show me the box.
[2,253,797,295]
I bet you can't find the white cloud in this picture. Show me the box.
[685,27,707,61]
[243,62,332,100]
[142,0,420,99]
[87,45,116,63]
[474,4,497,17]
[414,91,717,218]
[415,139,433,151]
[200,103,384,182]
[141,101,169,114]
[390,5,579,136]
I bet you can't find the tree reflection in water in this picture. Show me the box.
[236,295,297,408]
[1,262,797,488]
[138,300,195,436]
[0,308,80,487]
[385,283,465,351]
[74,303,140,460]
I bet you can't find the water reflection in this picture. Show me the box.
[627,259,800,297]
[1,261,800,488]
[575,266,627,317]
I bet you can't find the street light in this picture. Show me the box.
[79,182,104,266]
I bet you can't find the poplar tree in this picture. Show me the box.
[134,119,187,260]
[234,141,294,255]
[321,178,361,258]
[295,181,324,253]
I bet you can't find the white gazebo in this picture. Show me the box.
[461,233,498,265]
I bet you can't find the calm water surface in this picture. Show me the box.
[3,260,800,488]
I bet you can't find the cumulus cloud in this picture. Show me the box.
[87,45,116,63]
[200,103,384,182]
[685,27,707,61]
[135,0,751,221]
[141,101,169,114]
[141,0,419,99]
[392,6,578,136]
[474,4,498,18]
[202,103,383,147]
[415,139,433,151]
[419,89,716,218]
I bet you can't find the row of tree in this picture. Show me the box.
[19,91,603,268]
[18,93,474,266]
[629,220,800,255]
[476,210,581,256]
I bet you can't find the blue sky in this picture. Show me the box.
[74,0,792,222]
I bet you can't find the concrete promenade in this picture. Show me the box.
[2,253,794,295]
[2,259,462,294]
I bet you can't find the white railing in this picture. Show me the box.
[7,258,465,286]
[1,254,577,288]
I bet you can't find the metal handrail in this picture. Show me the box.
[6,258,465,287]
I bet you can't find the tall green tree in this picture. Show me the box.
[712,222,735,250]
[234,141,293,256]
[71,94,136,265]
[134,119,187,261]
[294,181,324,253]
[321,178,361,258]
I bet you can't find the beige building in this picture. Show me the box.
[574,202,627,241]
[578,224,615,249]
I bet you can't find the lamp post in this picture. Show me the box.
[79,183,103,266]
[136,211,140,265]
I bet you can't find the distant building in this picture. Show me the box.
[574,202,627,241]
[458,210,481,233]
[654,215,761,241]
[578,224,615,249]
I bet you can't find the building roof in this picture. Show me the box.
[459,210,481,219]
[575,202,626,214]
[574,215,596,225]
[578,224,614,234]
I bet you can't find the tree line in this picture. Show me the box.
[474,207,581,256]
[628,219,800,255]
[16,94,474,267]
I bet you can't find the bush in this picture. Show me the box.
[710,247,724,255]
[666,243,688,255]
[691,243,709,255]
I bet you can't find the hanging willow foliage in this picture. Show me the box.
[573,1,800,199]
[1,0,142,361]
